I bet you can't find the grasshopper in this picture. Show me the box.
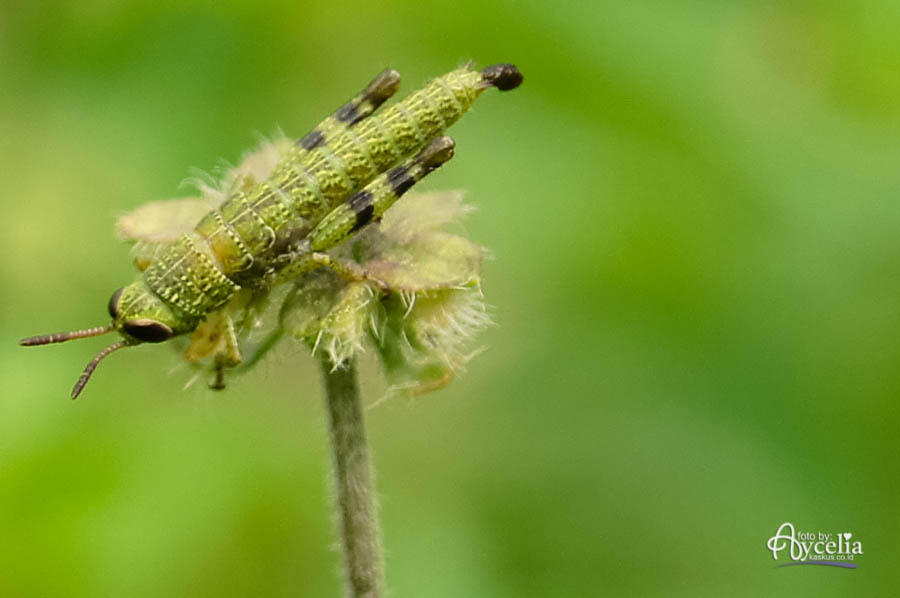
[21,63,523,398]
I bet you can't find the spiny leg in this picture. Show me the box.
[297,68,401,152]
[211,314,242,390]
[309,135,456,252]
[184,310,243,390]
[276,136,457,287]
[308,252,388,289]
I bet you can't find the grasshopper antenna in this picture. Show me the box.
[71,340,130,399]
[20,325,114,346]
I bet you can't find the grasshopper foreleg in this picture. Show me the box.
[184,310,243,390]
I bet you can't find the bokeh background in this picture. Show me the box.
[2,1,899,596]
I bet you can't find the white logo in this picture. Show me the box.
[766,522,862,567]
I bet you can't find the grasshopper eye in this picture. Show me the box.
[107,287,124,319]
[122,319,173,343]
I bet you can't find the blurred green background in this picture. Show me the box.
[2,1,899,596]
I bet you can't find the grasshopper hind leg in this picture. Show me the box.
[308,136,456,253]
[276,136,457,289]
[297,68,401,152]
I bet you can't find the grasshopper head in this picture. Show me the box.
[106,281,188,344]
[20,280,192,398]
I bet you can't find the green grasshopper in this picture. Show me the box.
[21,62,523,398]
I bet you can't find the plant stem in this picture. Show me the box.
[319,355,384,598]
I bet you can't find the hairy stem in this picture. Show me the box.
[319,355,384,598]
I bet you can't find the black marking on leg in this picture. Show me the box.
[299,129,325,150]
[336,101,362,124]
[387,165,416,196]
[349,190,376,231]
[481,63,523,91]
